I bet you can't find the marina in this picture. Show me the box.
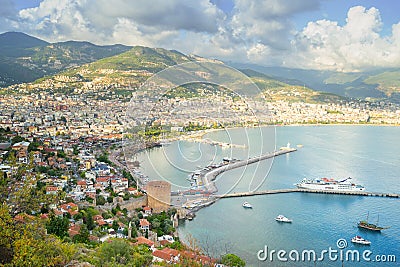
[138,126,400,266]
[176,145,399,213]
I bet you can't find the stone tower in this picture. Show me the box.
[145,180,171,213]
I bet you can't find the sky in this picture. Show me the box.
[1,0,400,72]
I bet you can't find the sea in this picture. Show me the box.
[136,125,400,267]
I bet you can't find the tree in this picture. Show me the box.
[221,253,246,267]
[73,224,89,244]
[46,214,69,238]
[10,173,57,215]
[0,204,76,266]
[96,195,106,206]
[11,135,25,145]
[0,171,9,203]
[73,212,83,221]
[28,139,42,152]
[112,220,119,232]
[0,204,14,264]
[82,211,96,231]
[98,239,132,265]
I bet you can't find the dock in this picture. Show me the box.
[218,188,400,198]
[179,146,398,215]
[186,137,247,149]
[202,148,297,193]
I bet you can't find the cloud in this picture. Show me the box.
[15,0,224,44]
[1,1,400,72]
[289,6,400,71]
[230,0,320,49]
[0,0,18,32]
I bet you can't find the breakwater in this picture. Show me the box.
[202,148,297,193]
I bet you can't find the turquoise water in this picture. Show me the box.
[137,126,400,266]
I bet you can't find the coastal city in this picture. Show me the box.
[1,75,399,266]
[1,0,400,265]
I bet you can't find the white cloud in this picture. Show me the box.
[15,0,224,44]
[230,0,320,49]
[289,6,400,71]
[1,1,400,72]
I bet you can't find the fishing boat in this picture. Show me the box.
[358,212,390,231]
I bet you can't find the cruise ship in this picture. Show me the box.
[295,177,365,191]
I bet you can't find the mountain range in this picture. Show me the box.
[1,32,399,103]
[229,62,400,103]
[0,32,131,86]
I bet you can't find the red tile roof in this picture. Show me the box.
[139,219,150,227]
[152,250,172,262]
[136,236,154,247]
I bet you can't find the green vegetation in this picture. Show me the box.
[0,32,132,86]
[146,211,175,237]
[96,151,112,164]
[0,204,77,266]
[326,109,344,115]
[84,240,153,266]
[324,72,362,84]
[46,214,70,239]
[221,253,246,267]
[364,70,400,96]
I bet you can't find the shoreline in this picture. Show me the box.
[155,123,400,150]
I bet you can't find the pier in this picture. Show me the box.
[186,137,247,149]
[218,188,400,198]
[178,147,398,214]
[202,148,297,193]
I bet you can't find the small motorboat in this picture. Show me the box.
[242,202,253,208]
[275,214,292,223]
[351,235,371,245]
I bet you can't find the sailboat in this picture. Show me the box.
[358,212,390,231]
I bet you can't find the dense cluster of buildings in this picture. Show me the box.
[1,85,399,140]
[1,76,400,265]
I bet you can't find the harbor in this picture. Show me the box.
[174,146,399,214]
[164,126,400,266]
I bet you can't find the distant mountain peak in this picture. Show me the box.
[0,31,49,49]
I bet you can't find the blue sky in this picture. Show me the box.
[1,0,400,71]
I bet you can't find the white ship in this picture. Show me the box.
[295,177,365,191]
[351,235,371,245]
[242,202,253,208]
[275,215,292,223]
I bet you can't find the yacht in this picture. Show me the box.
[242,202,253,209]
[351,235,371,245]
[275,215,292,223]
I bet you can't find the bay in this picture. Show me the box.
[137,125,400,266]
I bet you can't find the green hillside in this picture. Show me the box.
[84,46,191,72]
[239,69,344,103]
[363,71,400,96]
[324,73,362,84]
[0,32,132,86]
[2,36,346,105]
